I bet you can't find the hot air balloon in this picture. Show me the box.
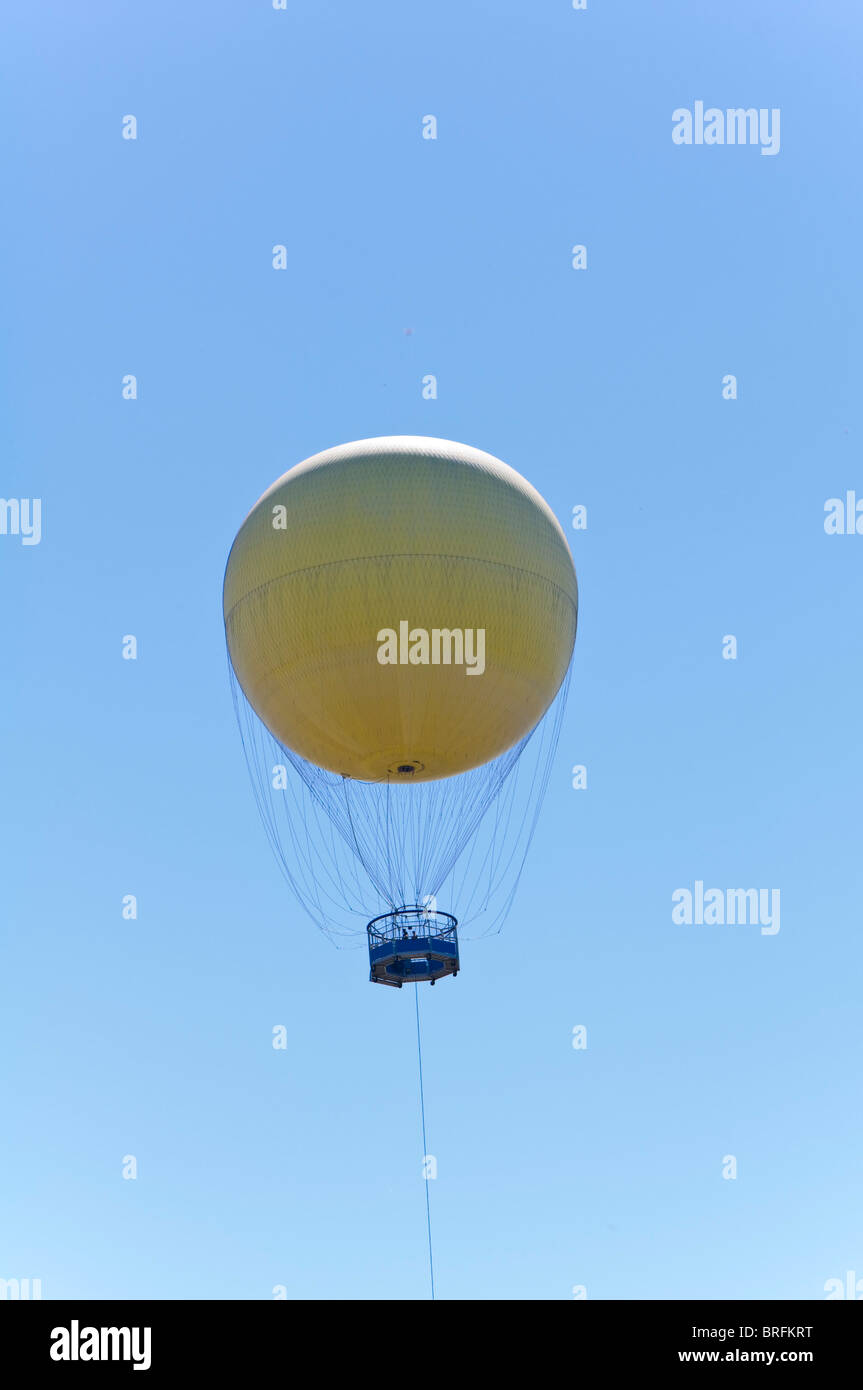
[224,436,577,985]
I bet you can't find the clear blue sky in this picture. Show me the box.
[2,0,861,1300]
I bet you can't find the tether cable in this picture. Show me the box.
[414,985,435,1300]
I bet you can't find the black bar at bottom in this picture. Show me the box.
[1,1299,860,1377]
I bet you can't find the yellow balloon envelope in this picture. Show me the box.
[224,436,577,782]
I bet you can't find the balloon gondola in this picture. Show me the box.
[367,906,459,987]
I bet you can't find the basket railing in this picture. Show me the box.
[367,905,458,946]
